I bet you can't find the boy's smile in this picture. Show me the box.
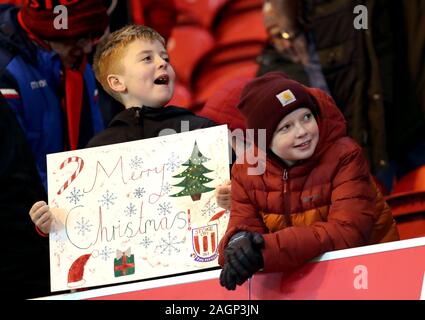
[270,108,319,166]
[293,139,313,150]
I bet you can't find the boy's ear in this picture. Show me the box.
[107,74,126,93]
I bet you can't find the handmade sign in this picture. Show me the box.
[47,125,230,292]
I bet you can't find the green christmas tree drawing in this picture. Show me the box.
[170,141,215,201]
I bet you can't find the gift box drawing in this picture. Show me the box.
[114,248,135,277]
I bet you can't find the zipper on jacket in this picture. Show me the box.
[134,108,140,120]
[283,169,292,226]
[134,107,144,137]
[283,169,288,192]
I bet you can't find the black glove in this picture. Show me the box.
[219,231,264,290]
[219,262,238,290]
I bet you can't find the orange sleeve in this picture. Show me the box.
[217,163,268,266]
[261,146,376,273]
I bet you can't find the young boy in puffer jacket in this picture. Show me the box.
[218,71,399,290]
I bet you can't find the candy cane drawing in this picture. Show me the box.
[57,156,84,195]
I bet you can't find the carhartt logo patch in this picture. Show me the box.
[276,89,296,107]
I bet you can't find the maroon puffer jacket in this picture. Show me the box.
[218,88,399,273]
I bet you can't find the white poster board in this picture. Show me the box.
[47,125,230,292]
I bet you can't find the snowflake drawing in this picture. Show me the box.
[133,187,146,199]
[201,201,218,217]
[75,217,93,236]
[98,246,114,261]
[98,190,117,209]
[155,232,185,255]
[129,155,143,170]
[165,152,181,172]
[66,187,84,205]
[160,182,172,196]
[51,230,61,241]
[55,240,66,253]
[125,203,137,217]
[157,201,172,216]
[140,236,153,249]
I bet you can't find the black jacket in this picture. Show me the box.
[87,106,217,147]
[0,95,50,299]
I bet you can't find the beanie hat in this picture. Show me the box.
[19,0,109,41]
[237,71,318,148]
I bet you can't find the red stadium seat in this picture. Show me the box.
[392,166,425,195]
[166,81,193,109]
[174,0,228,29]
[197,76,252,131]
[213,0,263,21]
[3,0,23,4]
[214,9,267,46]
[385,165,425,240]
[192,60,259,105]
[206,41,265,65]
[167,25,215,85]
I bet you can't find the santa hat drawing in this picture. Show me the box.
[67,254,92,288]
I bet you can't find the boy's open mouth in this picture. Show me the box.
[154,74,169,85]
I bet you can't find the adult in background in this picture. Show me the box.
[0,0,109,298]
[0,0,109,192]
[256,0,425,193]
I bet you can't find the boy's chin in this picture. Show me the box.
[160,96,174,106]
[296,149,316,161]
[144,104,166,108]
[149,99,172,108]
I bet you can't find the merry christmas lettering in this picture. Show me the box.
[66,202,188,250]
[83,156,166,204]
